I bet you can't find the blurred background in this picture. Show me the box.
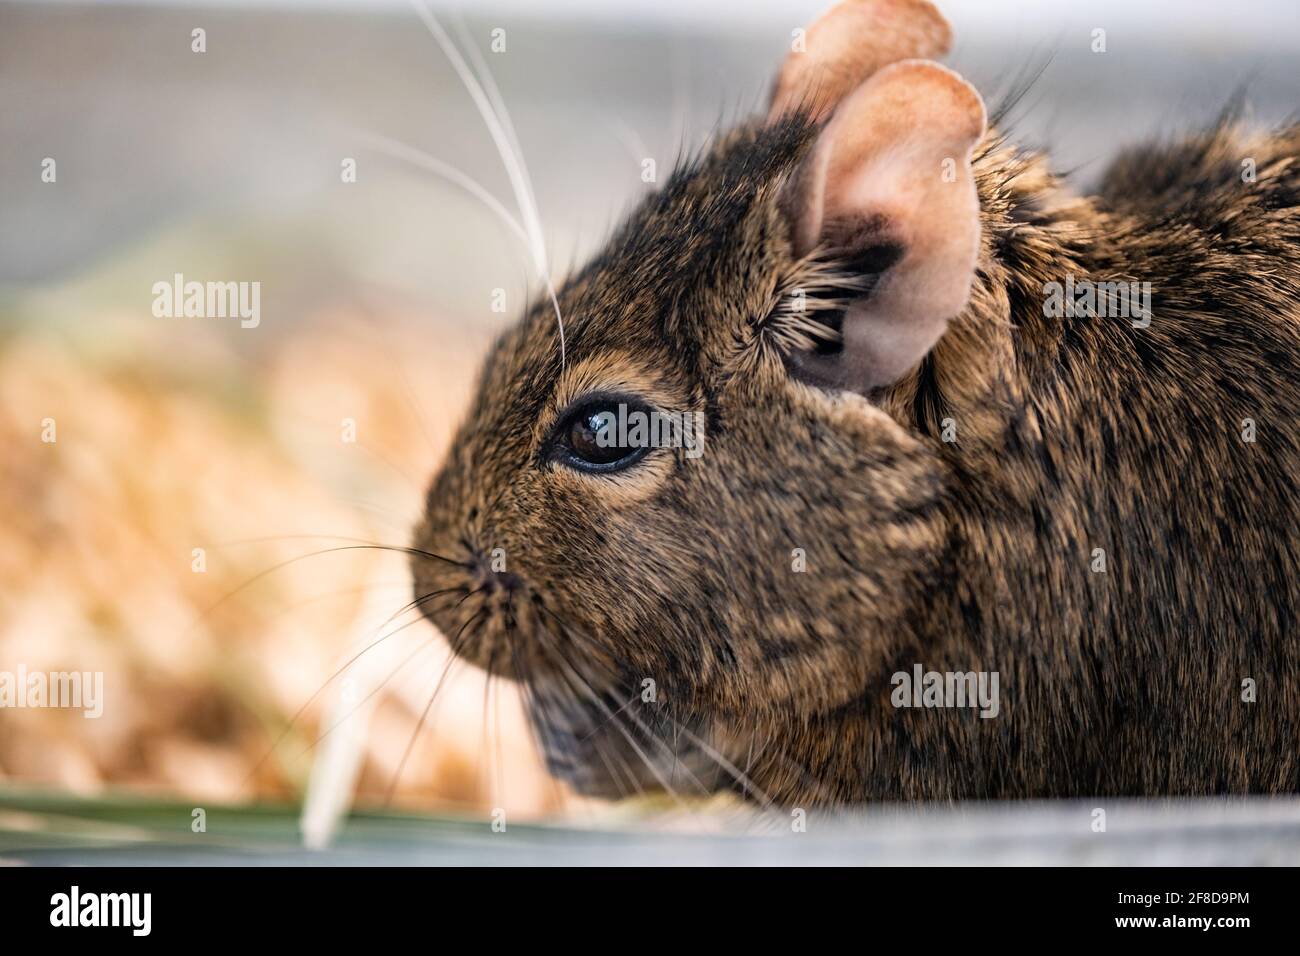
[1,0,1297,830]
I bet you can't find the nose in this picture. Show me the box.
[470,552,524,596]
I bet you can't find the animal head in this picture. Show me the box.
[412,0,989,798]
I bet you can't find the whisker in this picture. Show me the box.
[532,620,694,812]
[590,734,634,801]
[295,632,439,761]
[189,543,467,656]
[384,606,489,804]
[407,0,544,273]
[658,714,781,816]
[407,0,567,368]
[746,733,842,809]
[742,735,756,802]
[604,113,650,165]
[450,12,537,222]
[377,585,467,632]
[243,588,467,788]
[255,580,416,622]
[292,587,479,759]
[352,128,531,246]
[454,585,486,609]
[578,690,641,743]
[506,629,570,813]
[533,606,771,812]
[209,534,469,566]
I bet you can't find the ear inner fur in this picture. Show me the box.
[790,59,988,391]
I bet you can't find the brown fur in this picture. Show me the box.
[411,102,1300,804]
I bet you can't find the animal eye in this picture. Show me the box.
[556,399,652,474]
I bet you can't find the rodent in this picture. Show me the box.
[411,0,1300,806]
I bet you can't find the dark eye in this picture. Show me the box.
[556,399,653,474]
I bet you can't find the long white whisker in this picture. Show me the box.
[408,0,542,271]
[605,114,649,165]
[408,0,567,367]
[351,128,530,247]
[533,623,698,813]
[450,13,536,220]
[659,712,780,815]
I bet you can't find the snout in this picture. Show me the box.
[409,523,532,676]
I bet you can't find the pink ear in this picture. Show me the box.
[769,0,952,123]
[790,60,987,391]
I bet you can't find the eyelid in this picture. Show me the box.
[554,391,649,423]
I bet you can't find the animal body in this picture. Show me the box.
[412,0,1300,805]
